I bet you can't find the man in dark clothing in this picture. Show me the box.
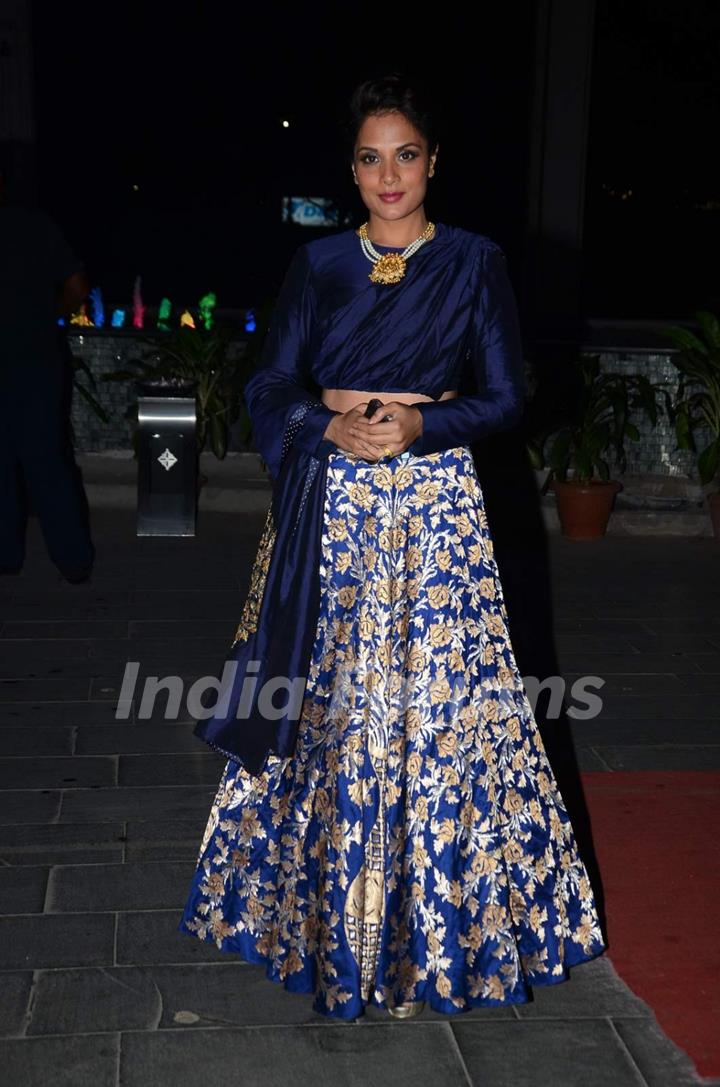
[0,162,95,582]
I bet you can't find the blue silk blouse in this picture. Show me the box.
[245,222,526,479]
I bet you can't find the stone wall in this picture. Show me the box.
[69,331,138,451]
[68,331,701,480]
[596,352,698,478]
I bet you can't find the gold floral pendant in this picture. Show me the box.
[369,253,407,284]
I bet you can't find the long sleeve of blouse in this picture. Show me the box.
[409,242,525,455]
[243,246,338,480]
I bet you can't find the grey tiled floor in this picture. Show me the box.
[1,511,718,1086]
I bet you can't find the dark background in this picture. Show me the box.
[27,1,719,319]
[583,0,720,318]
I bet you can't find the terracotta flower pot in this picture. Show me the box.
[709,492,720,540]
[552,478,622,539]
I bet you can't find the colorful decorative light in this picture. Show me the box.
[244,309,256,333]
[180,309,196,329]
[132,276,145,329]
[89,287,105,328]
[111,308,126,328]
[198,291,217,331]
[70,303,93,327]
[157,298,172,331]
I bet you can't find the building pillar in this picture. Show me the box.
[525,0,596,338]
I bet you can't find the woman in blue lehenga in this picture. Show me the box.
[178,73,606,1019]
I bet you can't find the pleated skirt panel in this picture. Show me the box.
[178,445,606,1019]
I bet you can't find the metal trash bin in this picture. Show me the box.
[136,383,197,537]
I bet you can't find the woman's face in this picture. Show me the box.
[352,110,437,225]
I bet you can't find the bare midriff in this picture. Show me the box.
[322,388,458,414]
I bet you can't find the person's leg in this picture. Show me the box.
[14,366,95,575]
[0,384,26,572]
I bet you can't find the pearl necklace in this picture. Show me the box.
[356,221,436,284]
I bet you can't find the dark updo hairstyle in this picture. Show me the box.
[343,72,441,163]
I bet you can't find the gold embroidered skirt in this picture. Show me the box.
[178,446,606,1018]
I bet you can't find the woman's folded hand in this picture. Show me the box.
[324,401,423,461]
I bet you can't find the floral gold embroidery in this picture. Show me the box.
[179,446,606,1019]
[233,507,277,644]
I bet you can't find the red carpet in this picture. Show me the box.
[581,771,720,1080]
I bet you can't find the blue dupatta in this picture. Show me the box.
[192,245,340,775]
[192,417,329,775]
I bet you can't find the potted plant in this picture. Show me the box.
[664,310,720,538]
[527,353,662,539]
[103,323,257,484]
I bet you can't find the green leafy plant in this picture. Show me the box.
[664,310,720,487]
[526,354,662,484]
[103,323,256,460]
